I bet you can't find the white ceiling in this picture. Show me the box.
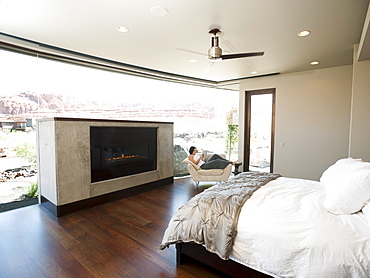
[0,0,369,90]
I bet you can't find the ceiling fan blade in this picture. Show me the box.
[220,52,264,60]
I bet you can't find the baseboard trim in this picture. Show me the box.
[41,177,174,217]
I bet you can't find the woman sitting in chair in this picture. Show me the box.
[188,146,235,170]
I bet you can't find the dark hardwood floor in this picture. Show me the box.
[0,178,229,278]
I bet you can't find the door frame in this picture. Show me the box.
[243,88,276,173]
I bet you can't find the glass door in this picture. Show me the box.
[244,89,275,172]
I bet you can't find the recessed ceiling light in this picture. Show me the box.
[117,26,129,33]
[189,59,197,63]
[311,61,319,65]
[150,6,169,17]
[298,30,311,37]
[251,71,258,74]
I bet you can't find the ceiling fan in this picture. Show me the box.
[207,28,264,62]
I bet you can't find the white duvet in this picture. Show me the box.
[231,177,370,278]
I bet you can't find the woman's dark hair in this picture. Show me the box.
[189,146,196,155]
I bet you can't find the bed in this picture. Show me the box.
[160,158,370,277]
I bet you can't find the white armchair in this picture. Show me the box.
[182,153,232,186]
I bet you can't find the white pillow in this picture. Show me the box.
[320,157,364,184]
[182,158,200,170]
[362,201,370,224]
[321,158,370,215]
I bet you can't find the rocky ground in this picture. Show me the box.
[0,174,37,203]
[0,143,38,212]
[0,172,38,212]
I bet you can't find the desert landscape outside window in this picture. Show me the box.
[0,48,239,211]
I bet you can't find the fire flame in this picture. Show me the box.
[106,154,139,161]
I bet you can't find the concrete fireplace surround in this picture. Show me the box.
[37,117,174,216]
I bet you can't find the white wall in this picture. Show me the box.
[349,46,370,161]
[239,65,353,180]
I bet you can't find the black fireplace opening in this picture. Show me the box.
[90,127,157,182]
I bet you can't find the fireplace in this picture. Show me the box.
[38,118,173,216]
[90,127,157,182]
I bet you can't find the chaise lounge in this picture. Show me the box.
[182,153,232,186]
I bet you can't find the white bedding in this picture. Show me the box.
[231,177,370,277]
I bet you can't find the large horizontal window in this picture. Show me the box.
[0,47,238,187]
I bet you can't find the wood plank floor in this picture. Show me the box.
[0,178,230,278]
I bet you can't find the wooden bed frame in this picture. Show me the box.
[176,243,270,278]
